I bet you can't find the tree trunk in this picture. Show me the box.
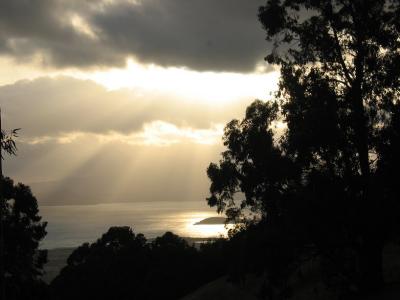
[350,22,384,294]
[358,236,384,294]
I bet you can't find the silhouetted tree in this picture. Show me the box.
[51,228,222,300]
[207,100,296,223]
[147,232,200,299]
[51,226,149,300]
[207,0,400,296]
[2,177,48,300]
[259,0,400,293]
[0,115,20,299]
[206,101,307,298]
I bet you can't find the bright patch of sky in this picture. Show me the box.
[0,57,279,104]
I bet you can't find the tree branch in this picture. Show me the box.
[331,25,354,85]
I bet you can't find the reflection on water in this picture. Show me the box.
[180,212,232,238]
[40,201,228,249]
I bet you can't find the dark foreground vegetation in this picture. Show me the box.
[203,0,400,298]
[0,181,230,300]
[2,0,400,299]
[208,0,400,298]
[0,176,48,300]
[49,228,228,300]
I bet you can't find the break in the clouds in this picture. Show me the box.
[7,136,225,205]
[0,76,254,139]
[0,0,270,72]
[0,76,255,205]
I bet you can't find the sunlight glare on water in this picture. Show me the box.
[179,212,230,238]
[40,201,230,249]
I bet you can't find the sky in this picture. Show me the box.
[0,0,279,207]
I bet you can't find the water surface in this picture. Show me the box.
[40,201,227,249]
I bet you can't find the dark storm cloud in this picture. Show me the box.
[0,0,270,72]
[90,0,269,72]
[0,0,124,67]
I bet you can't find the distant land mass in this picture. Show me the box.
[194,217,229,225]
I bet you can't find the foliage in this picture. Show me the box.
[2,177,48,300]
[51,228,225,300]
[0,128,19,159]
[207,100,296,223]
[207,0,400,296]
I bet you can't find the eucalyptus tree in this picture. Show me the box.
[207,0,400,295]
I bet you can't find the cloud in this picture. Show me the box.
[0,76,248,205]
[19,121,224,147]
[5,138,225,205]
[0,76,254,139]
[0,0,270,72]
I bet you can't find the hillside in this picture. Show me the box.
[181,243,400,300]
